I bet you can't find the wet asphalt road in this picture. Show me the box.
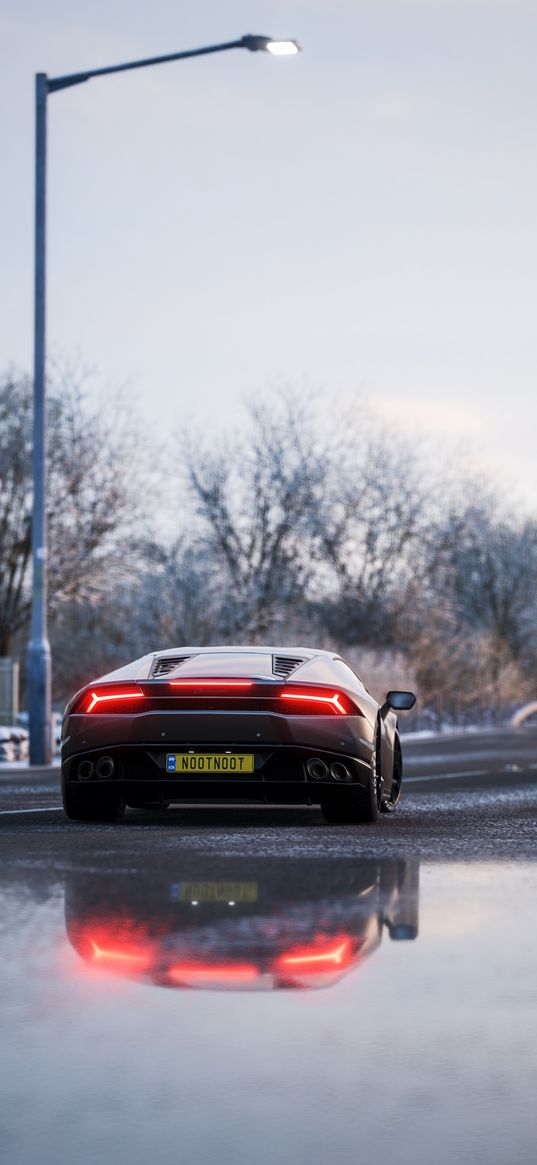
[1,725,536,859]
[1,727,536,1165]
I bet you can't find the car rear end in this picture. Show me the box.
[61,651,377,814]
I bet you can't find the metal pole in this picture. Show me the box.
[28,73,52,766]
[48,38,246,91]
[25,37,298,766]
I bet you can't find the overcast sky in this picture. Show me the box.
[1,1,536,507]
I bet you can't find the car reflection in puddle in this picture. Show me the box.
[65,857,419,990]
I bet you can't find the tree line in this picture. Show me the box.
[1,367,536,726]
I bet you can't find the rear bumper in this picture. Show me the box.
[62,709,372,757]
[61,741,373,805]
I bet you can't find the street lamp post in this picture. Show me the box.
[28,34,300,765]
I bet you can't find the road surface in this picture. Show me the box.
[1,726,536,1165]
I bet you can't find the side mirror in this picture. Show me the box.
[386,923,418,942]
[385,690,416,712]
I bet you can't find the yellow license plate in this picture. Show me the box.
[166,753,255,775]
[177,882,258,903]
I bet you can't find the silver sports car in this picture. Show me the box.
[61,646,416,824]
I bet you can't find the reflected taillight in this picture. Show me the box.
[168,963,258,986]
[277,937,353,971]
[83,927,153,974]
[90,939,148,966]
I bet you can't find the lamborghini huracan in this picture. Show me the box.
[60,646,416,824]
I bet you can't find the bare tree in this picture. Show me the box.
[0,366,148,656]
[450,507,536,665]
[46,537,224,702]
[128,537,220,652]
[314,420,430,645]
[184,392,327,639]
[398,486,537,720]
[6,364,534,730]
[0,373,33,654]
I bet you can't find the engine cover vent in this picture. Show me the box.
[150,655,192,678]
[272,655,306,679]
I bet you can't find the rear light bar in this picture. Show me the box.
[72,680,361,716]
[169,680,254,689]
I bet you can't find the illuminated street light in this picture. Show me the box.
[28,34,301,763]
[266,41,301,56]
[241,36,301,55]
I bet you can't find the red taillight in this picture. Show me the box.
[280,688,354,715]
[85,688,144,713]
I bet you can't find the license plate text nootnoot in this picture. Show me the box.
[166,753,255,774]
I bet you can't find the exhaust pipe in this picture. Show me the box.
[96,755,115,780]
[330,761,351,782]
[306,758,328,780]
[78,760,94,781]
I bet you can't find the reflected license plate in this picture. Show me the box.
[166,752,255,775]
[175,882,258,903]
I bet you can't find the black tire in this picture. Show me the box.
[321,740,381,824]
[137,803,169,811]
[62,783,125,823]
[382,732,402,813]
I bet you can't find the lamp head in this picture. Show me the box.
[241,35,301,55]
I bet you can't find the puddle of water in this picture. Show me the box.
[0,857,536,1165]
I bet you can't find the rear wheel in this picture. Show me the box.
[321,742,381,824]
[383,732,402,813]
[62,782,125,823]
